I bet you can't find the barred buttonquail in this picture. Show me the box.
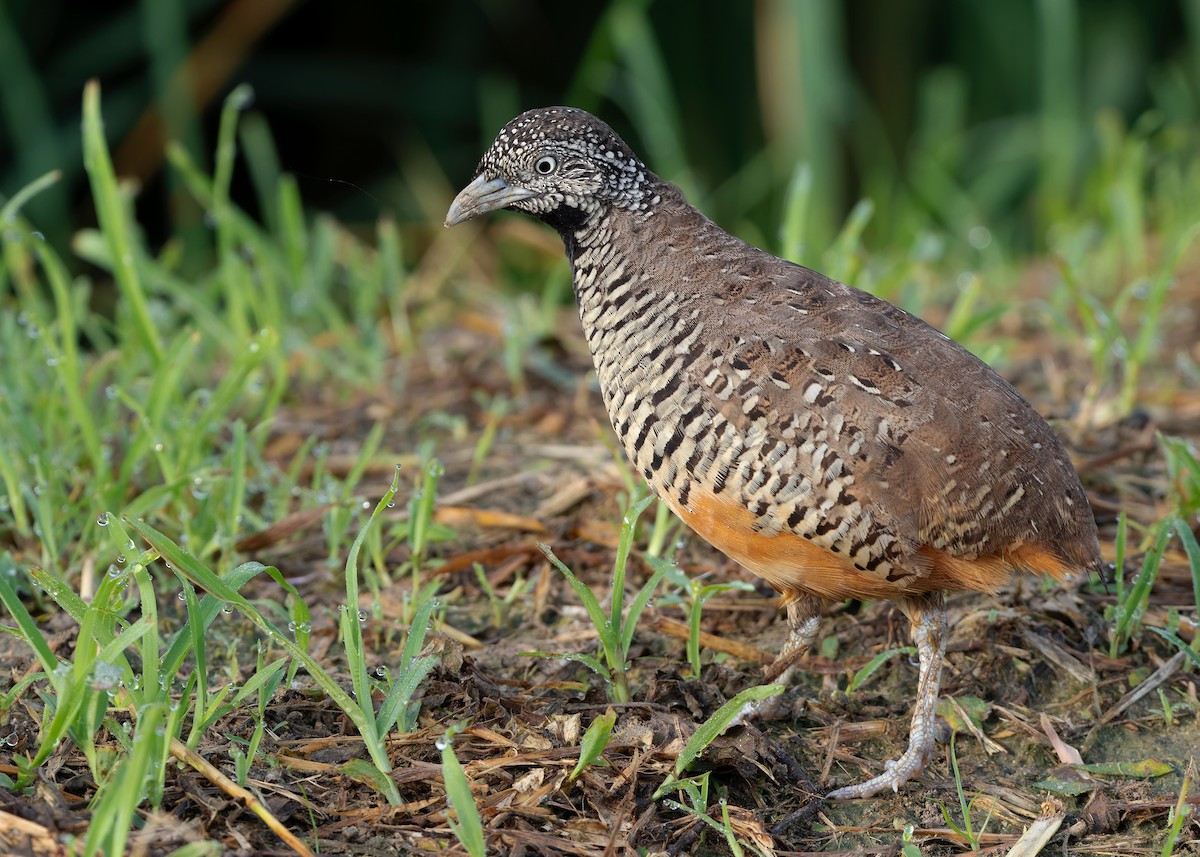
[445,107,1101,799]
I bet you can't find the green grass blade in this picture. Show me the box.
[846,646,917,694]
[81,80,162,364]
[611,494,656,629]
[160,562,271,680]
[82,702,166,857]
[1172,517,1200,642]
[441,729,486,857]
[620,554,669,655]
[655,683,786,797]
[1111,520,1170,657]
[778,163,812,263]
[519,650,611,681]
[538,543,616,655]
[569,708,616,782]
[0,169,62,224]
[1147,627,1200,669]
[0,570,57,673]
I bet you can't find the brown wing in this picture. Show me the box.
[683,252,1099,589]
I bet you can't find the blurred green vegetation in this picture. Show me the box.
[1,0,1197,265]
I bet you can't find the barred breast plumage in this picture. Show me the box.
[446,106,1101,800]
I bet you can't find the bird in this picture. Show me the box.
[444,107,1102,799]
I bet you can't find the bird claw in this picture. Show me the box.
[824,749,925,800]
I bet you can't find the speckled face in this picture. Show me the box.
[445,107,657,230]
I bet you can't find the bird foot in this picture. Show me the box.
[825,747,928,800]
[825,596,945,800]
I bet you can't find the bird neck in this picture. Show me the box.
[564,187,713,393]
[567,200,659,315]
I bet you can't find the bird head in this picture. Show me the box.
[444,107,657,233]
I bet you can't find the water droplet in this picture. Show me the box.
[386,499,396,508]
[97,512,109,527]
[116,554,126,564]
[288,621,297,632]
[221,603,234,615]
[105,385,118,400]
[361,500,371,510]
[968,225,992,249]
[177,591,187,601]
[357,610,367,623]
[89,662,122,691]
[434,736,448,751]
[229,85,255,110]
[153,441,164,453]
[3,734,17,747]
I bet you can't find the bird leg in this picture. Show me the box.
[732,595,823,725]
[826,593,948,800]
[766,595,824,682]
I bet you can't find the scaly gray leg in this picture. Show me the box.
[732,595,823,725]
[826,593,947,799]
[765,595,824,682]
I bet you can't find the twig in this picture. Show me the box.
[1082,650,1188,752]
[169,738,315,857]
[648,613,775,665]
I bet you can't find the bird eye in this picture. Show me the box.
[534,156,557,175]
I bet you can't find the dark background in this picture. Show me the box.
[1,0,1196,260]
